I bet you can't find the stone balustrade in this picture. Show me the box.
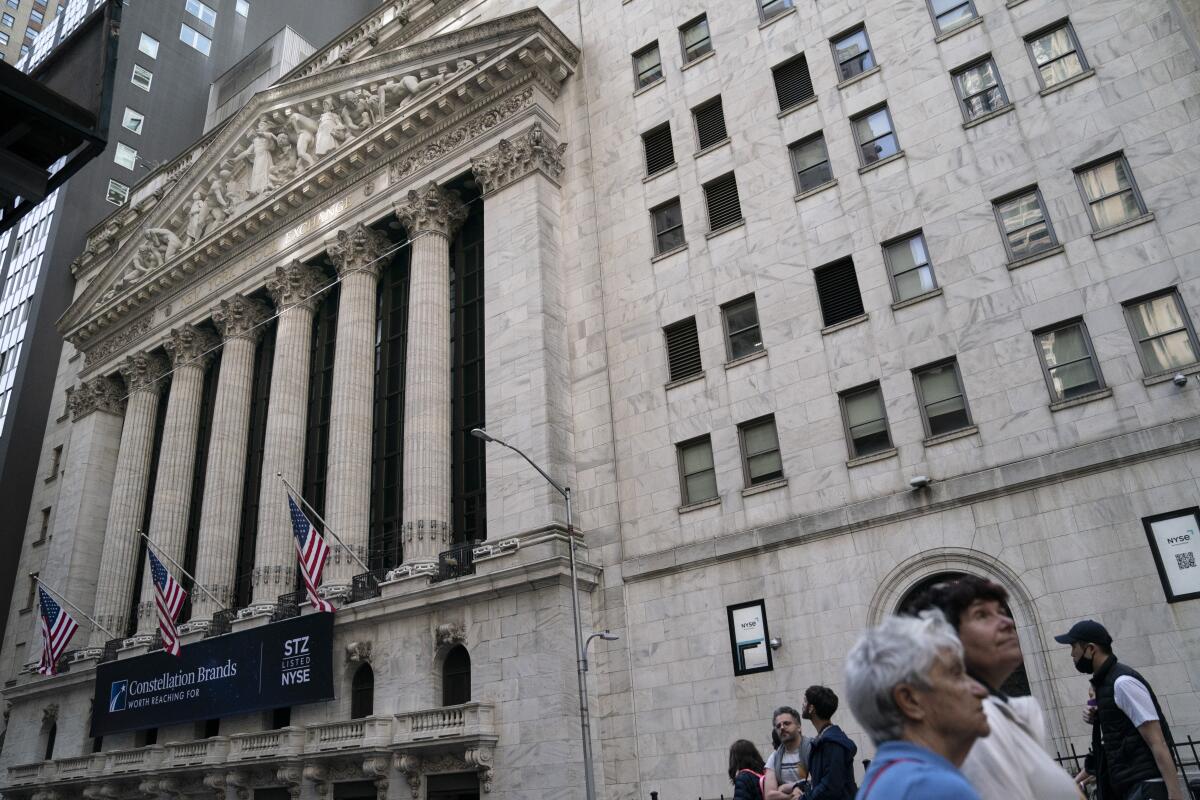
[394,701,494,743]
[7,762,47,786]
[109,744,163,773]
[305,715,392,751]
[229,727,306,760]
[53,755,98,780]
[163,737,229,768]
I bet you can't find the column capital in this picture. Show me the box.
[164,324,219,369]
[393,181,468,239]
[327,223,391,278]
[266,260,327,311]
[213,295,271,342]
[470,120,568,195]
[68,375,126,421]
[118,351,168,395]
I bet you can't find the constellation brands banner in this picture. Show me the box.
[91,613,334,736]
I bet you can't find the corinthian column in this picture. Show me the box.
[393,182,467,571]
[189,296,271,625]
[89,352,167,646]
[324,223,391,592]
[251,261,327,610]
[136,324,218,635]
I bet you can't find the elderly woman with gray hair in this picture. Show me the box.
[844,612,989,799]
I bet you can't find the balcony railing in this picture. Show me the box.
[394,702,494,744]
[229,727,305,760]
[305,716,392,751]
[109,745,163,773]
[205,608,236,638]
[270,591,304,622]
[164,737,229,768]
[8,762,47,785]
[55,754,99,779]
[433,542,476,582]
[349,569,385,603]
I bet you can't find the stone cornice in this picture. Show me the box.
[327,223,392,277]
[67,376,125,421]
[212,295,272,342]
[470,119,567,195]
[392,181,468,238]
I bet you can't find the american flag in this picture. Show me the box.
[37,586,78,676]
[148,549,187,656]
[288,495,334,613]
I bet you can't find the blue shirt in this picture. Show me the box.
[856,741,982,800]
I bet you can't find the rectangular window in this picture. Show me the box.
[105,179,129,206]
[993,188,1056,262]
[114,142,137,170]
[914,359,972,437]
[236,0,249,16]
[180,23,212,55]
[138,32,158,58]
[677,436,717,505]
[1,13,13,26]
[702,172,743,232]
[642,123,675,176]
[185,0,216,26]
[633,42,662,89]
[131,64,153,91]
[851,105,899,166]
[651,198,685,255]
[1034,320,1104,401]
[722,295,763,361]
[692,96,728,151]
[29,8,42,23]
[789,132,833,194]
[24,573,36,611]
[1026,21,1088,89]
[49,444,61,479]
[814,258,865,327]
[840,383,893,458]
[832,26,875,82]
[37,508,50,542]
[1123,290,1200,376]
[121,107,144,135]
[952,56,1008,121]
[1075,154,1147,231]
[0,31,7,45]
[883,231,937,302]
[3,1,14,9]
[772,54,814,113]
[739,416,783,486]
[679,14,711,63]
[758,0,793,21]
[665,317,702,381]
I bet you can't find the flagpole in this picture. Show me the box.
[276,473,372,574]
[31,574,116,639]
[138,531,226,609]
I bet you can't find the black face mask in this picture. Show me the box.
[1074,648,1095,674]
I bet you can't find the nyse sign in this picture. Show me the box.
[92,614,333,736]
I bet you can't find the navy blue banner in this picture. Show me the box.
[92,613,334,736]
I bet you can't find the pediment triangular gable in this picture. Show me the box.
[63,8,577,350]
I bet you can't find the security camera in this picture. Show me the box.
[1173,373,1188,387]
[909,475,931,489]
[769,637,783,650]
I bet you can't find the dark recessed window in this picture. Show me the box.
[702,172,742,232]
[1034,320,1104,402]
[883,232,937,302]
[679,14,712,63]
[851,105,899,166]
[928,0,977,34]
[443,646,471,705]
[840,383,893,458]
[665,317,702,381]
[739,416,783,486]
[677,436,717,505]
[789,132,833,194]
[651,198,685,255]
[993,187,1057,262]
[642,123,675,176]
[693,96,728,151]
[832,26,875,82]
[952,56,1008,121]
[772,54,814,112]
[1074,154,1147,231]
[814,258,865,327]
[1123,290,1200,376]
[633,42,662,89]
[722,295,763,361]
[914,360,972,437]
[1026,21,1088,89]
[351,664,374,719]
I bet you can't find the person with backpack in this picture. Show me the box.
[730,739,769,800]
[800,685,859,799]
[764,705,812,798]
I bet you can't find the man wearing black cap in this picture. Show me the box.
[1056,619,1184,800]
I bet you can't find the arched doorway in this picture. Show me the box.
[351,663,374,719]
[442,646,471,706]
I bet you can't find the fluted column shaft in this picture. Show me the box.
[136,325,217,634]
[324,224,390,589]
[89,353,166,647]
[190,297,270,623]
[394,182,467,567]
[251,262,326,608]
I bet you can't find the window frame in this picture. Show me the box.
[1,13,13,27]
[0,31,8,46]
[702,171,743,233]
[721,294,763,362]
[676,434,718,506]
[691,95,728,152]
[131,64,153,91]
[738,415,784,487]
[1122,289,1200,377]
[29,7,42,23]
[789,132,834,194]
[757,0,794,22]
[105,179,129,206]
[850,104,899,167]
[882,230,938,303]
[772,53,815,113]
[137,32,158,58]
[1032,318,1106,402]
[235,0,249,16]
[839,382,894,459]
[678,13,712,64]
[113,142,137,170]
[831,25,875,82]
[650,197,685,255]
[664,316,702,382]
[1073,152,1148,232]
[951,55,1009,122]
[185,0,216,26]
[913,358,973,438]
[121,107,145,135]
[632,41,663,90]
[641,122,675,177]
[179,22,212,55]
[1024,19,1088,90]
[991,185,1058,263]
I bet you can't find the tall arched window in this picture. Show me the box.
[43,723,56,761]
[442,646,471,706]
[351,663,374,719]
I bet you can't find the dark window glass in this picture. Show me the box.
[884,232,937,301]
[677,436,717,505]
[833,27,875,81]
[1027,22,1087,89]
[1075,155,1147,230]
[842,384,892,457]
[665,317,702,381]
[303,280,339,527]
[44,724,55,760]
[351,664,374,719]
[852,106,899,166]
[235,321,276,608]
[994,189,1057,262]
[642,123,675,176]
[790,133,833,193]
[740,416,783,486]
[443,646,471,706]
[915,360,972,436]
[703,172,742,231]
[652,199,685,254]
[814,259,865,327]
[680,15,711,63]
[773,54,814,112]
[180,347,221,623]
[1035,321,1104,401]
[633,43,662,89]
[759,0,793,21]
[693,96,728,151]
[371,241,410,572]
[722,295,763,360]
[929,0,977,33]
[1124,291,1200,375]
[451,203,487,545]
[953,57,1008,121]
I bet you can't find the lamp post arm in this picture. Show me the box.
[493,439,569,500]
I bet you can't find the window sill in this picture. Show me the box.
[18,607,30,616]
[1049,387,1113,412]
[725,349,768,370]
[776,95,818,120]
[962,104,1013,130]
[1039,69,1095,96]
[643,163,677,183]
[934,16,983,42]
[633,77,665,98]
[43,474,57,484]
[794,179,838,202]
[1143,363,1200,386]
[678,497,721,514]
[681,50,716,71]
[1091,213,1154,241]
[1005,0,1028,6]
[651,243,688,263]
[31,536,46,548]
[847,448,898,468]
[1006,243,1064,271]
[758,6,798,29]
[858,151,905,175]
[666,372,705,391]
[742,477,787,498]
[706,220,745,240]
[694,137,731,159]
[923,425,979,447]
[891,287,943,310]
[837,65,880,91]
[821,313,869,336]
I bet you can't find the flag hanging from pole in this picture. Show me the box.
[148,549,187,656]
[37,586,79,676]
[288,495,334,613]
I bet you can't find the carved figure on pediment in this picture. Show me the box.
[235,118,278,196]
[186,191,210,245]
[222,168,250,217]
[145,227,184,264]
[285,109,318,169]
[339,88,378,134]
[203,172,231,237]
[378,72,443,117]
[269,133,299,189]
[315,97,348,157]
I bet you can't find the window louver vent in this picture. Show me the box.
[665,317,702,381]
[643,124,676,175]
[773,55,814,112]
[703,173,743,232]
[694,97,728,151]
[814,259,865,326]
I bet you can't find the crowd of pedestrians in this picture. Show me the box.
[726,575,1186,800]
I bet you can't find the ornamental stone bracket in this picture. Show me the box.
[327,223,392,277]
[434,622,466,649]
[67,375,126,421]
[470,119,567,195]
[392,182,468,239]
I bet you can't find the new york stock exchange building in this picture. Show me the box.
[5,0,1200,799]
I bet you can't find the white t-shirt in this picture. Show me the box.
[1114,675,1159,727]
[764,738,811,786]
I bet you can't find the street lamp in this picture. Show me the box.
[471,428,614,800]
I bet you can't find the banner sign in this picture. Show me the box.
[92,613,334,736]
[1143,507,1200,603]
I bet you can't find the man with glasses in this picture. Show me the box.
[764,705,812,799]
